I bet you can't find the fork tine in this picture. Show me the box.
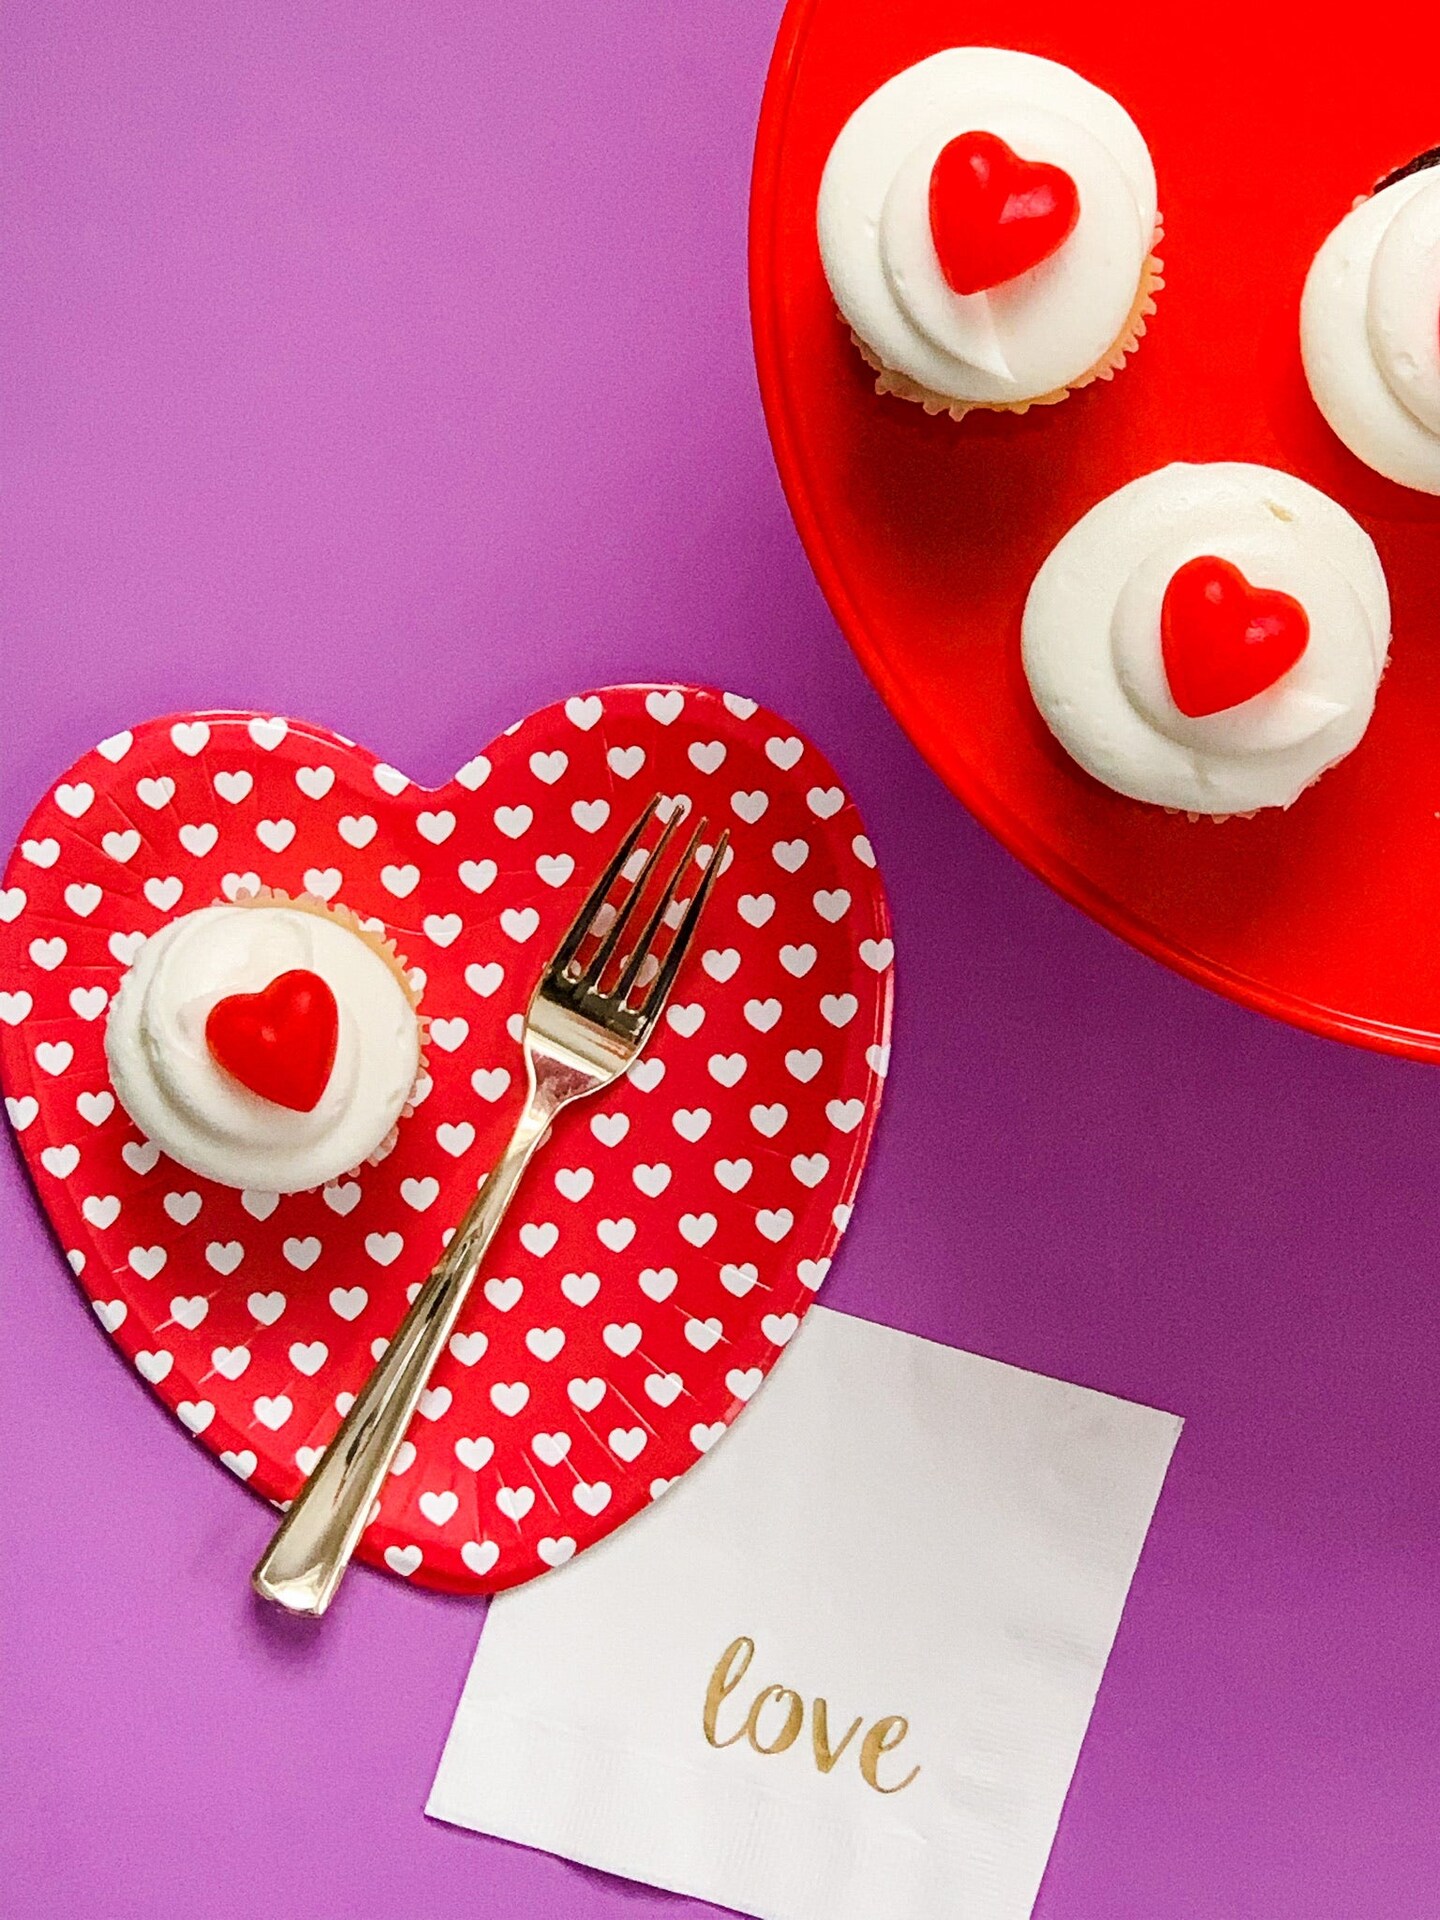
[613,817,706,1005]
[547,793,661,978]
[578,800,687,990]
[619,824,729,1017]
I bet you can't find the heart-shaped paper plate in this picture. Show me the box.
[0,688,892,1593]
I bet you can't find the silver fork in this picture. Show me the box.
[252,795,729,1616]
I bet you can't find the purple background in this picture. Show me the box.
[3,3,1437,1916]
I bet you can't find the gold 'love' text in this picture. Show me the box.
[702,1635,920,1794]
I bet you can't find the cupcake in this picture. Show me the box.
[105,892,423,1193]
[1300,149,1440,494]
[816,48,1161,420]
[1021,463,1391,815]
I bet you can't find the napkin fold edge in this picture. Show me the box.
[428,1694,961,1920]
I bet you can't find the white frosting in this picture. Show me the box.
[817,48,1157,404]
[105,904,420,1193]
[1021,464,1391,814]
[1301,167,1440,494]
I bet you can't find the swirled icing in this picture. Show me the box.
[1301,166,1440,494]
[817,48,1157,405]
[105,904,420,1193]
[1021,464,1390,814]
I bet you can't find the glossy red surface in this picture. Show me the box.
[751,0,1440,1058]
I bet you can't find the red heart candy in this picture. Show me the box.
[206,968,339,1112]
[1161,556,1310,718]
[928,130,1081,297]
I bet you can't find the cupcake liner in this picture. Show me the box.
[1372,145,1440,196]
[853,223,1165,423]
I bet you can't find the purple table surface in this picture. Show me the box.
[3,4,1438,1917]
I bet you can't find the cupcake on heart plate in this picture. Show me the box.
[1022,463,1391,816]
[105,889,425,1195]
[817,47,1162,419]
[1301,146,1440,494]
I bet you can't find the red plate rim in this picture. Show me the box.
[747,0,1440,1065]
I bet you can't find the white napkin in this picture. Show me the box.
[428,1306,1181,1920]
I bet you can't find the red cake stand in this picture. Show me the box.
[750,0,1440,1059]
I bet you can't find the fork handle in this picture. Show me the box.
[251,1084,558,1617]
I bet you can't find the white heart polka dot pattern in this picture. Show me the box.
[0,688,893,1593]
